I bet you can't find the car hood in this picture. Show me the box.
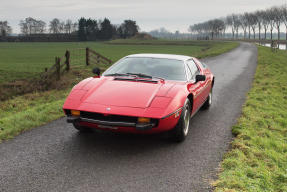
[80,77,175,108]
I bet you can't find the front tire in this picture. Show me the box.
[73,122,92,133]
[169,99,191,142]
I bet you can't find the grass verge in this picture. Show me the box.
[0,40,238,83]
[214,46,287,192]
[0,40,239,143]
[0,90,68,142]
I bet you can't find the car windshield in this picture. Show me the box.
[103,57,186,81]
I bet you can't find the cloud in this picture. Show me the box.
[1,0,286,33]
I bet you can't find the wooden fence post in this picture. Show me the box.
[56,57,61,80]
[86,47,89,66]
[65,50,70,71]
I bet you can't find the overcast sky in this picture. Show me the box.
[1,0,286,33]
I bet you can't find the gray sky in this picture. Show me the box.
[0,0,286,33]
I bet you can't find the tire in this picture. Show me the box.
[202,88,212,110]
[169,99,191,142]
[73,122,92,133]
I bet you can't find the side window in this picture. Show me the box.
[187,60,200,81]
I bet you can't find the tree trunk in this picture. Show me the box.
[264,29,267,39]
[278,27,280,40]
[248,27,251,39]
[259,28,261,40]
[271,29,273,40]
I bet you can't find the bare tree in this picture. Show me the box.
[232,14,241,39]
[59,21,65,33]
[255,10,265,40]
[208,19,225,39]
[281,5,287,40]
[49,18,61,34]
[261,11,269,39]
[239,14,248,39]
[64,19,73,34]
[19,17,46,34]
[36,20,46,33]
[226,15,235,38]
[271,6,283,40]
[72,22,78,33]
[0,21,12,37]
[247,13,258,39]
[266,8,276,40]
[221,17,228,38]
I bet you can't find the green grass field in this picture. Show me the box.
[0,40,238,142]
[0,40,238,83]
[214,46,287,192]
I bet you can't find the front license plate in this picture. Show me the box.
[98,125,119,130]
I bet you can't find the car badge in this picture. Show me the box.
[106,107,111,111]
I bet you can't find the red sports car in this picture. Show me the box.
[63,54,214,142]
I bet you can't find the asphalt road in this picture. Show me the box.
[0,43,257,192]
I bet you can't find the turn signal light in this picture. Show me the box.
[71,110,80,116]
[138,117,151,124]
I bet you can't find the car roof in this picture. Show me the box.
[126,54,193,61]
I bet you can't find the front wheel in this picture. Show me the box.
[169,99,191,142]
[73,122,92,133]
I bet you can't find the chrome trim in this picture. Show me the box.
[80,117,136,127]
[67,116,156,130]
[161,107,183,119]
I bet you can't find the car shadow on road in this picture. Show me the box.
[65,130,180,157]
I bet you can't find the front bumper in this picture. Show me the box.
[67,116,156,131]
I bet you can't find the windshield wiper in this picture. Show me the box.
[104,73,129,77]
[105,73,165,81]
[152,76,165,81]
[126,73,153,79]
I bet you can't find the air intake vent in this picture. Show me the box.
[114,77,158,83]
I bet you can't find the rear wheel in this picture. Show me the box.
[73,122,92,133]
[169,99,191,142]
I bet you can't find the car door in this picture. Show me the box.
[193,58,212,103]
[186,60,205,113]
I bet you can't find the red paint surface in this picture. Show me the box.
[63,57,214,134]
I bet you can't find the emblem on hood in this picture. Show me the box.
[106,107,111,111]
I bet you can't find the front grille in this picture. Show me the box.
[80,111,138,123]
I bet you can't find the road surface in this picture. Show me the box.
[0,43,257,192]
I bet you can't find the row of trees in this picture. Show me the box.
[78,18,139,41]
[0,17,139,41]
[189,5,287,40]
[19,17,78,35]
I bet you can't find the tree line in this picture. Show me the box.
[78,18,139,41]
[0,17,139,41]
[188,5,287,40]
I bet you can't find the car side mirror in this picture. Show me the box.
[92,67,101,77]
[195,74,206,82]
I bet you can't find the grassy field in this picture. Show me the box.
[0,40,237,83]
[214,46,287,192]
[0,40,238,142]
